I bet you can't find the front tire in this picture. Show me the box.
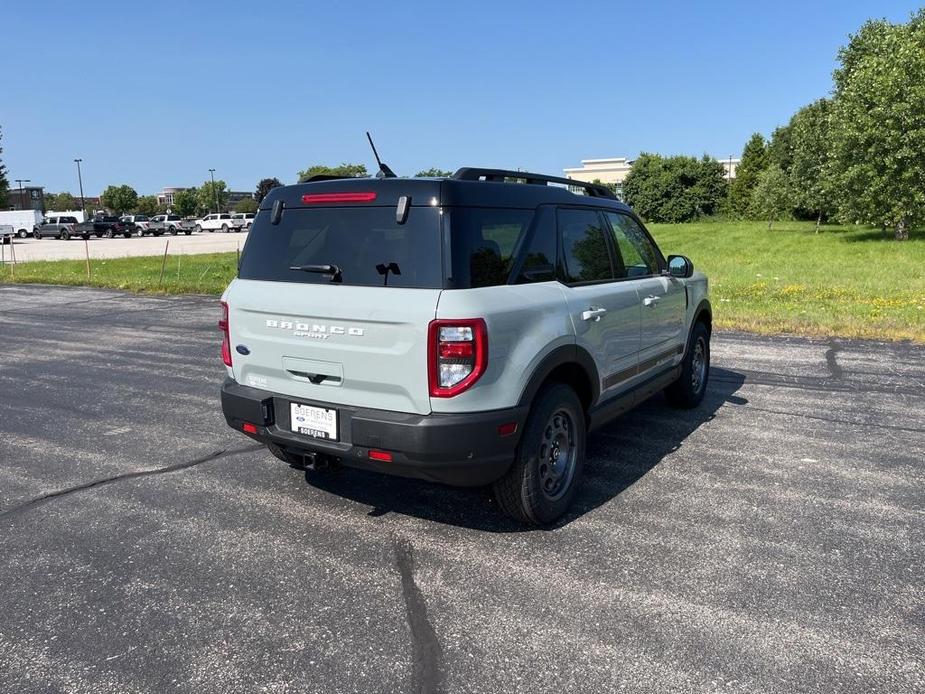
[492,383,586,525]
[33,230,41,240]
[665,321,710,409]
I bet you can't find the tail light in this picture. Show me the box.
[428,319,487,397]
[219,301,232,366]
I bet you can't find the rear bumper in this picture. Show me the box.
[220,379,527,486]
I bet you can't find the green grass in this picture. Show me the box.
[0,251,238,296]
[2,220,923,341]
[648,220,925,342]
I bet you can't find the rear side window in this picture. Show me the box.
[558,208,612,283]
[448,208,534,288]
[239,206,443,288]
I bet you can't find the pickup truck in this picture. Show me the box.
[148,214,194,235]
[73,215,133,239]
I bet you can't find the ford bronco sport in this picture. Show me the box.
[220,168,711,524]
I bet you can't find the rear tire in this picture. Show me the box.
[492,383,585,525]
[664,321,710,409]
[18,229,28,239]
[221,223,229,233]
[105,229,114,239]
[195,225,202,233]
[59,230,70,240]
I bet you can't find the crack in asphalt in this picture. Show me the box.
[392,537,444,694]
[0,443,263,522]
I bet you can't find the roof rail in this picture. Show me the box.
[451,167,617,199]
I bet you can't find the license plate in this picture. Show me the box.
[290,403,338,441]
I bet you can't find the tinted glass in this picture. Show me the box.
[605,212,660,277]
[515,207,557,284]
[166,215,180,221]
[62,217,78,223]
[239,206,443,288]
[448,208,534,288]
[558,209,612,283]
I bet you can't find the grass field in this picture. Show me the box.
[648,221,924,341]
[2,221,923,341]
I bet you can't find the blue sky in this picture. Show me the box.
[2,0,921,196]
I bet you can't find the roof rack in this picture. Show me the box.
[452,167,617,199]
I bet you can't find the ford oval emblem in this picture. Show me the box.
[235,344,251,356]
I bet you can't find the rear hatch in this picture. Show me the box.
[224,195,444,415]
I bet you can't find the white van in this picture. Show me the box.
[0,210,43,238]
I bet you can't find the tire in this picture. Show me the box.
[184,229,192,235]
[169,227,177,235]
[124,233,132,239]
[136,228,144,237]
[221,224,229,233]
[18,229,28,239]
[154,231,163,237]
[59,230,70,240]
[195,225,202,233]
[105,229,114,239]
[664,321,710,409]
[33,230,41,240]
[82,234,90,241]
[492,383,586,525]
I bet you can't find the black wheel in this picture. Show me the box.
[195,224,202,233]
[154,231,163,237]
[105,229,114,239]
[18,229,28,239]
[184,229,192,235]
[492,383,586,525]
[169,227,178,235]
[59,230,70,240]
[221,223,229,233]
[665,321,710,409]
[136,228,144,237]
[33,230,41,240]
[82,234,90,241]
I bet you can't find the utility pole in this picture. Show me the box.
[209,168,219,213]
[14,179,30,210]
[728,155,733,185]
[74,159,85,213]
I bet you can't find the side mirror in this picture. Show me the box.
[667,255,694,278]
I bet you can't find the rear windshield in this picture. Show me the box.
[239,207,444,288]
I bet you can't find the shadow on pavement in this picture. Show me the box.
[296,367,747,532]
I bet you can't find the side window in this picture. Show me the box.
[558,208,612,283]
[450,208,534,288]
[515,208,557,284]
[605,212,661,278]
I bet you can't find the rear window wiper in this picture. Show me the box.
[289,264,343,283]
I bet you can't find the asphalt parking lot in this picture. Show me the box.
[2,231,248,263]
[0,285,922,693]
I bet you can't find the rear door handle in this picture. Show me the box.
[581,307,607,321]
[643,295,660,307]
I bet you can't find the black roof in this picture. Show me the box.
[260,169,631,213]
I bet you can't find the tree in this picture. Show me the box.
[729,133,769,217]
[297,163,367,182]
[622,153,727,223]
[767,123,794,174]
[0,126,8,209]
[45,192,77,211]
[172,187,200,217]
[415,168,453,177]
[828,10,925,240]
[749,165,792,229]
[197,179,227,214]
[234,197,258,213]
[135,195,159,215]
[100,184,138,214]
[255,177,282,204]
[788,99,836,230]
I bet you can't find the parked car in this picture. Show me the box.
[0,210,43,239]
[219,168,711,524]
[121,214,156,236]
[73,215,132,239]
[148,214,193,235]
[230,212,255,232]
[195,213,235,233]
[34,215,83,239]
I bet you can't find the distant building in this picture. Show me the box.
[156,186,253,212]
[564,156,740,198]
[5,185,45,211]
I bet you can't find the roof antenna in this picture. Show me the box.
[366,131,397,178]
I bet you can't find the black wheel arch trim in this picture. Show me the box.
[516,344,600,409]
[683,298,712,356]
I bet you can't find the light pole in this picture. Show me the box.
[208,168,219,213]
[14,179,30,210]
[728,155,733,185]
[74,159,86,214]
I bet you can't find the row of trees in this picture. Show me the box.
[0,127,8,209]
[733,11,925,239]
[297,163,453,181]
